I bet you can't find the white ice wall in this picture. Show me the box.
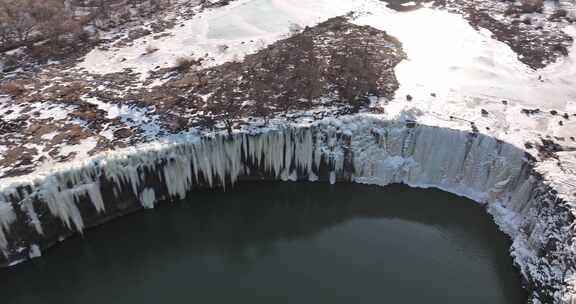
[0,116,573,303]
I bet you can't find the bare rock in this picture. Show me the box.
[113,128,133,139]
[520,0,543,13]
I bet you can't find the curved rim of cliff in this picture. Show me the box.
[1,0,576,303]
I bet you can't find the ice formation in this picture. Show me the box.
[0,115,574,303]
[0,203,16,251]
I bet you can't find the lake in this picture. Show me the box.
[0,182,527,304]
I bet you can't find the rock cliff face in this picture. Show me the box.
[0,115,574,303]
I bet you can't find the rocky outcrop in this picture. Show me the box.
[0,116,574,303]
[520,0,544,13]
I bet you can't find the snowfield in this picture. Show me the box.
[79,0,365,78]
[79,0,576,109]
[73,0,576,151]
[1,0,576,303]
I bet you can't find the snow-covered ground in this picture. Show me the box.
[77,0,576,130]
[79,0,366,78]
[79,0,576,107]
[73,0,576,202]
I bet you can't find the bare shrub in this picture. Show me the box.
[174,56,197,73]
[144,44,159,55]
[28,40,72,62]
[73,30,92,44]
[0,0,81,51]
[0,80,26,96]
[217,44,229,53]
[0,0,177,52]
[43,81,88,102]
[204,71,244,136]
[1,54,19,72]
[288,22,303,35]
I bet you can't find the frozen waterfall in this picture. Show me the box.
[0,116,573,303]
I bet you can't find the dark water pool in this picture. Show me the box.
[0,183,526,304]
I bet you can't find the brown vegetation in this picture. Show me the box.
[197,17,404,128]
[0,80,26,96]
[0,0,81,50]
[0,0,171,54]
[174,56,201,73]
[42,81,89,103]
[144,17,405,134]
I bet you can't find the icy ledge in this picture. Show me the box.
[0,116,574,304]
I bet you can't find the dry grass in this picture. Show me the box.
[174,56,197,72]
[0,81,27,97]
[43,82,88,103]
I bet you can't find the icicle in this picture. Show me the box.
[39,183,84,233]
[0,203,16,252]
[28,244,41,258]
[139,188,156,209]
[489,177,511,200]
[86,183,105,213]
[163,155,192,200]
[22,197,43,235]
[329,171,336,185]
[282,130,293,179]
[508,177,535,214]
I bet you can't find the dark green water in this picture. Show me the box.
[0,183,526,304]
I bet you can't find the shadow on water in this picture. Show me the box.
[0,182,527,304]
